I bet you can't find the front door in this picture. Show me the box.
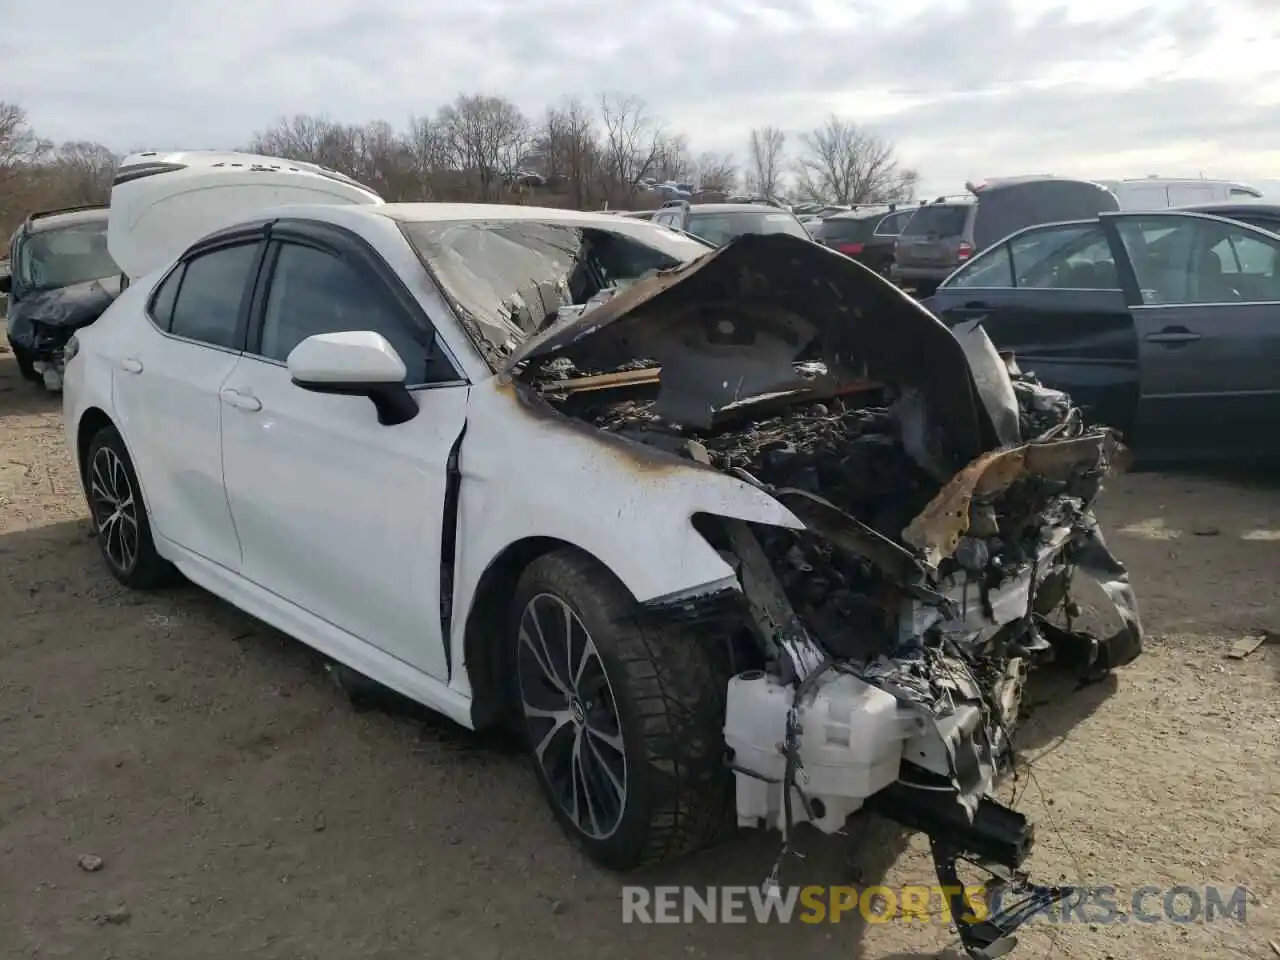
[110,234,266,571]
[218,226,469,680]
[1107,212,1280,458]
[930,221,1139,434]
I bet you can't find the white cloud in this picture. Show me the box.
[1,0,1277,196]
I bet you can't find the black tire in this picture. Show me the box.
[83,425,178,589]
[509,549,733,871]
[9,342,41,383]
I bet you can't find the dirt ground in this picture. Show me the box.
[1,349,1277,960]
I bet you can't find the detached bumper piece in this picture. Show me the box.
[870,784,1074,959]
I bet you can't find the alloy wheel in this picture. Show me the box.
[88,446,139,573]
[516,592,628,839]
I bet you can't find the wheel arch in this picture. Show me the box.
[463,536,631,731]
[75,406,117,479]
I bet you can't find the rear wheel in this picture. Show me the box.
[510,549,733,870]
[83,425,178,589]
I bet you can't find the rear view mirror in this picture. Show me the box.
[287,330,418,426]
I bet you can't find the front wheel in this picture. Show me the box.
[510,549,733,870]
[9,341,41,382]
[83,425,178,589]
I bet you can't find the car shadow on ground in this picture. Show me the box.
[0,352,61,418]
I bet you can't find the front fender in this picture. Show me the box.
[447,378,802,698]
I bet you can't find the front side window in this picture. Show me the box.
[15,220,118,292]
[1012,225,1120,289]
[945,243,1014,288]
[259,243,449,384]
[169,243,259,349]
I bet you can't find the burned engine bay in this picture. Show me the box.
[499,234,1144,956]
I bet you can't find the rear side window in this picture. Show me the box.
[148,264,184,331]
[818,218,871,243]
[874,211,912,236]
[901,205,969,237]
[169,243,259,349]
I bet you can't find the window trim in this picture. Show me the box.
[245,222,467,389]
[144,231,268,353]
[940,218,1123,292]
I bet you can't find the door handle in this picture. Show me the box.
[119,357,143,374]
[220,388,262,412]
[1144,328,1202,345]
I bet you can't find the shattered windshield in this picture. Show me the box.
[16,220,119,291]
[400,219,708,364]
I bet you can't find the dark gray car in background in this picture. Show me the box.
[921,206,1280,460]
[893,177,1121,295]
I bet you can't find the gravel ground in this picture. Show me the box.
[1,349,1276,960]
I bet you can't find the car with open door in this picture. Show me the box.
[923,209,1280,460]
[61,153,1144,960]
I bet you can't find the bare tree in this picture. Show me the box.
[1,103,52,234]
[694,150,738,193]
[437,94,530,201]
[538,98,601,208]
[598,93,662,200]
[652,133,693,184]
[4,97,932,228]
[793,115,917,205]
[746,126,786,199]
[50,141,119,204]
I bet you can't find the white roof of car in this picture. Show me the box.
[373,203,650,227]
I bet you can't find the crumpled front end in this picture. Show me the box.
[506,232,1141,957]
[6,275,122,390]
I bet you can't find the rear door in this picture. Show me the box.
[109,231,266,571]
[1106,212,1280,457]
[929,221,1139,433]
[895,203,970,269]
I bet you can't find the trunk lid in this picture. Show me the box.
[107,151,384,281]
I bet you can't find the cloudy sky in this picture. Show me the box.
[2,0,1278,196]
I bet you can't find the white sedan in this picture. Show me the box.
[63,154,1141,954]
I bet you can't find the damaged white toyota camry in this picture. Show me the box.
[64,153,1142,957]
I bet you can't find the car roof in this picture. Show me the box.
[374,202,647,226]
[1178,201,1280,219]
[23,206,109,234]
[827,206,917,221]
[685,203,793,214]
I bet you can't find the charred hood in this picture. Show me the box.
[503,233,1001,468]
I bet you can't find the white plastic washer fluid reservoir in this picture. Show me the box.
[723,670,914,833]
